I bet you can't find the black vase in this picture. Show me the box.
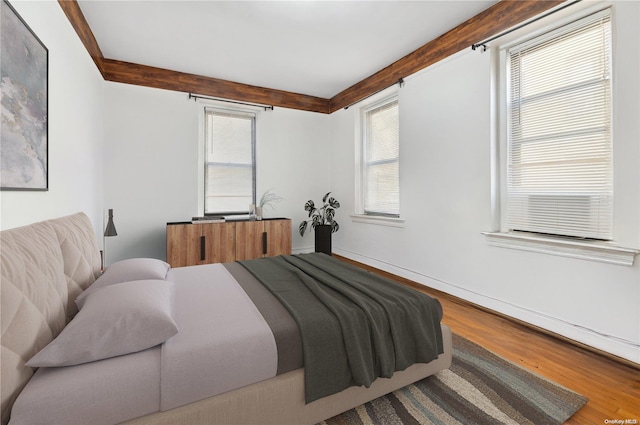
[314,224,332,255]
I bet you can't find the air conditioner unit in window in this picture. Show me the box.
[524,194,606,239]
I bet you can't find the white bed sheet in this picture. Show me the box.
[161,264,277,410]
[8,264,278,425]
[9,347,161,425]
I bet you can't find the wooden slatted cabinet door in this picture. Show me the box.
[265,219,291,257]
[202,222,236,264]
[235,221,264,261]
[166,223,202,268]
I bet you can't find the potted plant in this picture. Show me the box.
[298,192,340,255]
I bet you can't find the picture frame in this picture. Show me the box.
[1,0,48,191]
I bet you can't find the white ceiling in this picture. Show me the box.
[78,0,497,99]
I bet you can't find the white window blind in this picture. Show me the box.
[506,10,612,240]
[204,108,256,214]
[363,98,400,217]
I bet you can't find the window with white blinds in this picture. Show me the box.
[204,108,256,215]
[506,10,612,240]
[362,97,400,217]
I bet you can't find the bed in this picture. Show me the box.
[0,212,452,425]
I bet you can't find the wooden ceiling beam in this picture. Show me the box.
[329,0,564,113]
[57,0,330,113]
[59,0,564,115]
[102,59,331,114]
[58,0,105,76]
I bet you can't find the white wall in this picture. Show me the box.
[103,82,330,263]
[0,0,104,236]
[330,1,640,363]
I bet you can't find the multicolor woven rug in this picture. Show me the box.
[321,334,587,425]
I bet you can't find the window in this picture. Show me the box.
[505,10,612,240]
[361,96,400,217]
[204,108,256,215]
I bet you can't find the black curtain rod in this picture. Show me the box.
[188,93,274,111]
[344,78,404,110]
[471,0,582,51]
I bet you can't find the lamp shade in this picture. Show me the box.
[104,209,117,237]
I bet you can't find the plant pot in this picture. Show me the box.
[314,224,332,255]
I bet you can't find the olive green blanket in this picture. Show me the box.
[239,253,444,403]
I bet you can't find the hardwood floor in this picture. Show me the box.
[336,255,640,425]
[435,294,639,424]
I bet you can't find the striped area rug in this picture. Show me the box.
[321,334,587,425]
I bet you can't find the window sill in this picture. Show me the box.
[351,214,405,228]
[482,231,639,266]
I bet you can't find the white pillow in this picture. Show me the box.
[76,258,170,309]
[27,280,178,367]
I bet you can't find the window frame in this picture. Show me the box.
[485,5,639,266]
[202,106,257,216]
[358,93,401,219]
[504,9,613,241]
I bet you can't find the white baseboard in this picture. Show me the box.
[332,248,639,365]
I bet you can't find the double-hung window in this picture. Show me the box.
[204,108,256,215]
[505,10,612,240]
[361,96,400,217]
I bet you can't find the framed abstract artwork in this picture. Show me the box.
[1,0,48,191]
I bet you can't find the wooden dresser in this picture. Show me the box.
[166,218,292,268]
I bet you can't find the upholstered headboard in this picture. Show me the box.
[0,213,101,425]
